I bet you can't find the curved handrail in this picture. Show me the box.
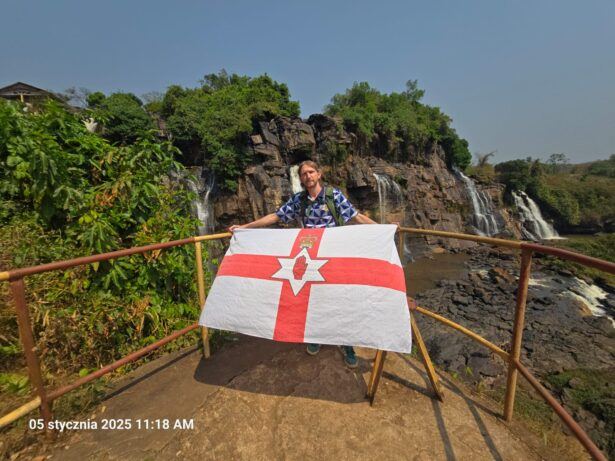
[0,232,232,282]
[0,227,611,459]
[399,226,615,273]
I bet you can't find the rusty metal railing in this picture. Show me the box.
[0,232,231,429]
[1,227,613,460]
[398,227,613,461]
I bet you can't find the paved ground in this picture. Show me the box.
[44,335,545,460]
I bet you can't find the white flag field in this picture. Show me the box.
[199,224,412,352]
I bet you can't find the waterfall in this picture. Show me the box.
[289,165,303,194]
[511,191,559,240]
[530,276,613,328]
[186,170,216,235]
[456,170,500,236]
[373,173,403,224]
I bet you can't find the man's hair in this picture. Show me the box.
[298,160,321,175]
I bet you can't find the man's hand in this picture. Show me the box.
[228,214,280,233]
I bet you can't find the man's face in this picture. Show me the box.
[299,165,321,189]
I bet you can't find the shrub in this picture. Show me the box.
[325,80,471,169]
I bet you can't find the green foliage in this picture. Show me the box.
[87,91,106,108]
[547,368,615,458]
[163,70,300,191]
[546,153,570,173]
[325,80,471,168]
[0,373,30,395]
[586,154,615,178]
[0,100,96,226]
[141,91,164,115]
[0,99,210,377]
[90,92,155,144]
[496,157,614,231]
[547,234,615,286]
[467,152,497,183]
[320,140,349,168]
[495,159,541,192]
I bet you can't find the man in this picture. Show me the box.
[228,160,376,368]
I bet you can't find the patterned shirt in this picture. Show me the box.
[275,187,358,228]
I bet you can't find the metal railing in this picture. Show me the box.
[1,227,613,460]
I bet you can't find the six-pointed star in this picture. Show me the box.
[272,247,328,295]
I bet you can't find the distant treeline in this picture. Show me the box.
[76,70,471,190]
[470,154,615,232]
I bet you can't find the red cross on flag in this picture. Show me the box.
[199,224,412,352]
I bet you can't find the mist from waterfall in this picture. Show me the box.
[512,191,560,240]
[186,171,216,235]
[289,165,303,194]
[373,173,403,224]
[456,170,500,236]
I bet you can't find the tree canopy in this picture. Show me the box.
[325,80,472,169]
[162,71,300,190]
[88,92,155,144]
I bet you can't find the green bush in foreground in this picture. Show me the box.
[0,99,209,378]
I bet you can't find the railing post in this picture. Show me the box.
[504,248,533,421]
[10,278,53,426]
[194,242,211,358]
[397,227,404,263]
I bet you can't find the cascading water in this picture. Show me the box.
[289,165,303,194]
[373,173,412,260]
[530,275,614,328]
[456,170,500,236]
[186,170,216,235]
[512,191,560,240]
[373,173,403,224]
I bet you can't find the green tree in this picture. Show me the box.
[86,91,106,108]
[546,153,570,173]
[325,80,471,169]
[93,92,155,144]
[163,71,300,190]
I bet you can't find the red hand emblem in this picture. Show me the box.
[292,256,308,280]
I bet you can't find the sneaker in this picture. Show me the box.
[306,343,321,355]
[341,346,358,368]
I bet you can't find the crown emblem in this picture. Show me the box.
[299,235,318,249]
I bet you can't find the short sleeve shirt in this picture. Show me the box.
[275,187,358,228]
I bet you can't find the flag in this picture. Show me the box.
[199,224,412,352]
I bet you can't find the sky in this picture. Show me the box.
[1,0,614,163]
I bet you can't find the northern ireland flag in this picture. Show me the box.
[199,224,412,352]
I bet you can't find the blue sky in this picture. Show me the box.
[2,0,614,163]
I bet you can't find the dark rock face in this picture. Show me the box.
[210,114,518,254]
[416,248,614,380]
[413,246,615,453]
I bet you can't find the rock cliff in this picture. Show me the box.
[205,115,518,254]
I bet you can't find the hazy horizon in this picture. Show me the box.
[2,0,614,164]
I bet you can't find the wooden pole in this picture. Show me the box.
[413,305,509,360]
[503,248,533,421]
[397,227,404,263]
[194,242,210,358]
[366,350,388,405]
[410,310,444,401]
[10,278,53,426]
